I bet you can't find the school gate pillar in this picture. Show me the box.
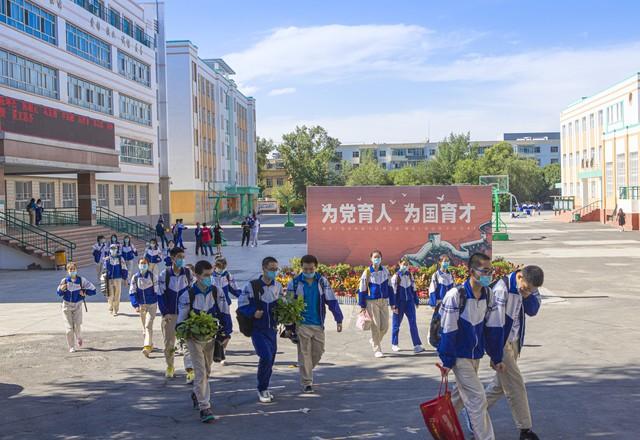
[78,172,97,226]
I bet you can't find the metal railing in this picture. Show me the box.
[0,211,75,261]
[96,206,155,242]
[571,200,601,220]
[619,186,640,200]
[5,208,79,226]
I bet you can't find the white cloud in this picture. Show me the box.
[268,87,296,96]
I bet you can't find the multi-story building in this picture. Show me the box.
[560,73,640,228]
[337,132,560,170]
[261,153,288,199]
[165,40,258,224]
[0,0,165,224]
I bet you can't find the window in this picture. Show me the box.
[97,183,109,207]
[534,146,541,153]
[392,149,406,157]
[113,184,124,206]
[379,150,386,157]
[0,0,57,44]
[352,151,359,158]
[266,178,273,188]
[590,113,595,130]
[591,180,596,199]
[66,24,111,69]
[598,110,603,128]
[276,178,284,186]
[630,152,638,187]
[430,149,436,155]
[550,158,559,164]
[605,162,614,196]
[117,51,150,86]
[119,94,151,125]
[616,154,626,192]
[139,185,148,205]
[582,117,586,133]
[0,48,59,98]
[14,181,32,209]
[569,153,573,168]
[62,183,76,208]
[73,0,105,20]
[122,17,132,36]
[335,151,342,160]
[38,182,54,208]
[120,137,152,165]
[551,146,559,153]
[108,8,121,29]
[67,75,112,114]
[607,102,623,125]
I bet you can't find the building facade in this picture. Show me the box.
[165,41,258,224]
[261,153,287,199]
[0,0,164,224]
[560,73,640,225]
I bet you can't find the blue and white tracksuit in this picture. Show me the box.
[158,266,193,369]
[357,265,392,308]
[428,269,454,307]
[175,224,185,248]
[92,242,109,276]
[390,272,422,347]
[163,248,172,267]
[238,278,283,392]
[286,273,344,328]
[145,246,162,277]
[103,255,128,281]
[57,275,96,349]
[129,270,158,347]
[121,243,138,280]
[212,270,242,335]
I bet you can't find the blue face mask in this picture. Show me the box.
[441,262,450,270]
[398,266,408,273]
[303,271,316,279]
[372,257,382,265]
[139,265,148,273]
[175,258,185,268]
[478,275,492,287]
[266,270,279,280]
[69,271,78,278]
[201,277,212,287]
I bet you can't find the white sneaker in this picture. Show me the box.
[257,390,273,403]
[414,345,425,354]
[374,351,384,358]
[265,390,275,401]
[69,347,76,353]
[391,345,400,352]
[220,359,226,366]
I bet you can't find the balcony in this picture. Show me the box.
[619,186,640,200]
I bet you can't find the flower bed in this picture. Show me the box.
[277,258,518,300]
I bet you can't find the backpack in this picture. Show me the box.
[236,280,263,337]
[165,266,193,294]
[428,285,494,349]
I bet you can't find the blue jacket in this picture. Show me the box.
[129,271,158,307]
[92,242,108,264]
[158,266,192,315]
[428,269,454,307]
[213,270,242,305]
[121,243,138,262]
[57,276,96,303]
[163,248,172,266]
[438,280,505,369]
[238,278,283,331]
[177,282,228,335]
[493,271,541,350]
[103,255,128,280]
[358,265,392,308]
[287,273,344,327]
[390,272,419,307]
[144,246,162,264]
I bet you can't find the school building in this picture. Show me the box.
[165,40,258,224]
[560,73,640,229]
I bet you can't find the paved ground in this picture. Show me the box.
[1,213,639,439]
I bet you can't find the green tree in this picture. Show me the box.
[278,126,341,201]
[346,157,390,186]
[256,137,276,193]
[479,142,515,176]
[424,132,472,184]
[504,159,547,203]
[389,163,429,185]
[273,181,298,213]
[542,163,561,190]
[453,158,484,184]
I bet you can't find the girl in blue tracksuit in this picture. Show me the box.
[129,258,158,357]
[57,262,96,352]
[390,257,424,353]
[92,235,108,277]
[212,257,242,364]
[428,255,454,347]
[121,235,138,281]
[164,240,175,266]
[358,250,392,358]
[238,256,284,403]
[144,239,162,278]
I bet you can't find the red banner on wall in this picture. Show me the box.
[307,186,493,267]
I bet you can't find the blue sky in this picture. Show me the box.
[165,0,640,143]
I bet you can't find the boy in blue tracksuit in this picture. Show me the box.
[177,260,226,423]
[92,235,108,277]
[103,244,128,316]
[57,262,96,352]
[212,257,241,365]
[287,254,343,393]
[121,235,138,282]
[129,258,158,358]
[163,240,175,267]
[485,266,544,440]
[144,239,162,278]
[158,246,193,379]
[438,252,505,440]
[428,255,454,347]
[390,257,424,354]
[175,219,186,248]
[238,256,284,403]
[358,250,392,358]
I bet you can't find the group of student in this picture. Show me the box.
[194,221,224,257]
[25,198,45,225]
[59,243,543,438]
[240,214,261,247]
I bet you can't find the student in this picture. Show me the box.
[213,222,223,256]
[201,223,213,256]
[212,257,242,365]
[238,256,284,403]
[249,214,260,247]
[26,198,36,225]
[121,235,138,282]
[241,217,251,247]
[92,235,108,277]
[156,217,168,249]
[57,262,96,352]
[158,247,193,379]
[194,222,204,256]
[144,239,163,278]
[109,234,120,254]
[438,252,505,440]
[617,208,626,232]
[129,258,159,358]
[177,260,225,423]
[428,255,454,347]
[484,266,543,440]
[287,254,343,393]
[358,250,392,358]
[35,199,44,225]
[175,219,186,249]
[390,257,424,354]
[102,244,128,316]
[164,240,176,267]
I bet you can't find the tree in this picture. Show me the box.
[389,163,429,186]
[346,157,391,186]
[453,158,484,185]
[278,126,341,201]
[273,181,298,212]
[480,142,515,175]
[256,137,275,193]
[504,159,547,204]
[424,132,472,184]
[542,163,561,190]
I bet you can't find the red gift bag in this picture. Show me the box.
[419,368,465,440]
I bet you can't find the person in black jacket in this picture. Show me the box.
[156,217,168,249]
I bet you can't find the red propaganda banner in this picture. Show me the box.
[307,186,493,266]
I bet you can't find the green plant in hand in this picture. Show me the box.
[274,293,306,325]
[176,311,219,342]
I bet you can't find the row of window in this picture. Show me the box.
[68,74,113,114]
[120,137,153,165]
[0,0,57,44]
[119,94,152,125]
[0,47,59,98]
[265,177,285,188]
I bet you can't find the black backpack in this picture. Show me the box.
[237,280,263,337]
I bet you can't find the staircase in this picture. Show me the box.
[45,225,148,267]
[571,200,601,222]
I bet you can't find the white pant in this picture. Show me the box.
[62,301,83,349]
[139,303,157,347]
[451,358,495,440]
[186,338,214,410]
[250,227,259,246]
